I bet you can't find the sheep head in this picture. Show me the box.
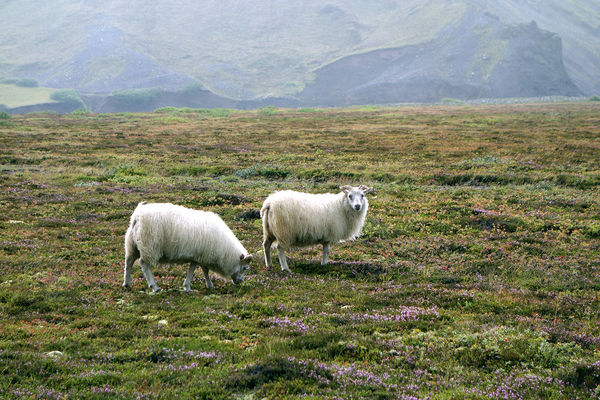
[231,253,253,284]
[340,185,373,212]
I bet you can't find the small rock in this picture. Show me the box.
[45,351,64,359]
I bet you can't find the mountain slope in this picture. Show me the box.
[0,0,597,108]
[299,12,581,105]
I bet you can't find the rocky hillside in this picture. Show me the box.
[299,12,581,106]
[0,0,597,110]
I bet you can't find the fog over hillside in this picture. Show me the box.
[0,0,598,111]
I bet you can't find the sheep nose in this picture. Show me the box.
[354,204,361,211]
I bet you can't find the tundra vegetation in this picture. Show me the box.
[1,103,599,399]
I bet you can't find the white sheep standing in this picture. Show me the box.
[261,185,373,271]
[123,202,252,292]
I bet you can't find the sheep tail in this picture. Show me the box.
[260,202,269,219]
[124,217,138,257]
[260,202,272,237]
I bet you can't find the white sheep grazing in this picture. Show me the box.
[123,202,252,292]
[261,185,373,271]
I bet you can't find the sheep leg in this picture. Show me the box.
[123,251,139,288]
[277,247,291,272]
[263,237,273,268]
[183,263,196,292]
[140,259,160,292]
[321,243,330,265]
[123,229,139,288]
[201,266,214,289]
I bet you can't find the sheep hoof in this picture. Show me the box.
[281,268,292,273]
[122,283,131,289]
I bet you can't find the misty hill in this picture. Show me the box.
[0,0,598,110]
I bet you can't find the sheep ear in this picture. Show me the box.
[241,254,253,262]
[359,185,374,194]
[340,185,352,194]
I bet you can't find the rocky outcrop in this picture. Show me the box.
[298,13,581,106]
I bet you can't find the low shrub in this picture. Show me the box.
[554,174,600,189]
[69,109,93,117]
[168,165,232,176]
[111,87,163,106]
[235,164,288,179]
[0,111,13,126]
[296,168,360,182]
[178,82,205,93]
[51,90,86,109]
[584,222,600,238]
[258,106,278,116]
[16,78,39,87]
[563,361,600,388]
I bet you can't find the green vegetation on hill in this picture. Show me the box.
[0,103,599,398]
[50,89,86,110]
[110,87,164,106]
[0,111,12,126]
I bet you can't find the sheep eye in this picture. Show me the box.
[349,195,354,200]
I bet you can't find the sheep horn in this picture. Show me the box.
[359,185,374,194]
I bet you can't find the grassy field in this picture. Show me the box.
[0,84,59,109]
[1,103,599,399]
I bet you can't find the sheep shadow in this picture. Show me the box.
[293,260,385,278]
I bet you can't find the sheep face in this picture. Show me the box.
[231,254,252,284]
[341,185,372,212]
